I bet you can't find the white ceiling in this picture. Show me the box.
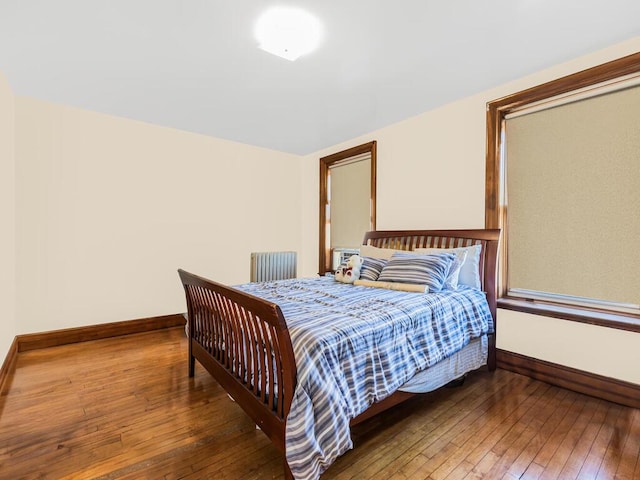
[1,1,639,155]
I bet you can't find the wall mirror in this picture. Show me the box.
[319,141,377,275]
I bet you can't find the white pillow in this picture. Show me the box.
[414,244,482,290]
[359,244,404,260]
[440,250,467,290]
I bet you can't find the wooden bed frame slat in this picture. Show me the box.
[179,228,500,480]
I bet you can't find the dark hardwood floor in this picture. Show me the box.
[0,327,638,479]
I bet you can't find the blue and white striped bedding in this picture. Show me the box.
[235,276,493,480]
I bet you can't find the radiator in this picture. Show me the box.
[250,251,297,282]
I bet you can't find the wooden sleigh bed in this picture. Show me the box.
[178,228,500,479]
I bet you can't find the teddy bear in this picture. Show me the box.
[334,254,364,284]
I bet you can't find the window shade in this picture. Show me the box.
[330,155,371,249]
[505,84,640,308]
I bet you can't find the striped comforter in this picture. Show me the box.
[236,276,493,480]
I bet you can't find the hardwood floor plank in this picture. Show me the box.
[576,402,623,479]
[533,395,590,478]
[391,373,518,478]
[613,408,640,479]
[421,372,533,466]
[520,461,546,479]
[462,381,555,471]
[501,386,570,478]
[328,371,507,479]
[399,453,433,480]
[441,459,475,480]
[1,327,638,480]
[462,451,501,479]
[451,374,547,448]
[481,389,570,479]
[595,404,635,480]
[531,391,582,465]
[556,399,611,479]
[432,380,548,479]
[596,409,640,479]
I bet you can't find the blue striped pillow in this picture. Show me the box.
[377,252,456,292]
[359,256,388,281]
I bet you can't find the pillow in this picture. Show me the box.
[359,256,388,282]
[377,252,456,292]
[359,244,404,260]
[354,279,428,293]
[414,244,482,289]
[442,250,467,290]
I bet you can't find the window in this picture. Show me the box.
[486,52,640,332]
[319,142,376,275]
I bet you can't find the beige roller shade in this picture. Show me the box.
[505,84,640,308]
[330,154,371,249]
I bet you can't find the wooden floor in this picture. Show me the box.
[1,328,638,480]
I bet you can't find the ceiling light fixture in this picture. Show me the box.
[255,7,322,61]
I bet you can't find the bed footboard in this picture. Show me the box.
[178,269,297,452]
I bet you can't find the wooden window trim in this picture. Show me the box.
[319,141,377,275]
[486,52,640,334]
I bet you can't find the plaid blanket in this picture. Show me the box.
[236,276,492,480]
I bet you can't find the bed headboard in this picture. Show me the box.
[362,228,501,331]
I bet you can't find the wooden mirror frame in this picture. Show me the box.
[319,141,377,275]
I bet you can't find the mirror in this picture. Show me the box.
[319,141,377,275]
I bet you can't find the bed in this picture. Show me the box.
[178,228,500,479]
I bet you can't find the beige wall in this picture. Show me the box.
[300,37,640,385]
[14,98,301,334]
[497,310,640,384]
[0,72,16,360]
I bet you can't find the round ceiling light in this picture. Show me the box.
[255,7,322,61]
